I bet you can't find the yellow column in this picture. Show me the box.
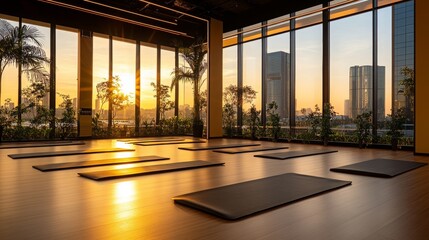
[78,30,93,137]
[207,18,223,138]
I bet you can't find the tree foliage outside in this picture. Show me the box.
[354,111,372,148]
[267,101,280,141]
[151,82,174,121]
[56,93,76,139]
[222,84,256,137]
[171,40,207,136]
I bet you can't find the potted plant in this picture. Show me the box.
[171,40,207,138]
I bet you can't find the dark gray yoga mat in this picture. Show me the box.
[254,149,338,160]
[173,173,351,220]
[126,138,186,144]
[213,146,288,154]
[33,155,169,171]
[78,160,224,180]
[330,158,427,178]
[178,143,261,151]
[8,148,134,159]
[135,139,206,146]
[117,137,183,142]
[0,141,85,149]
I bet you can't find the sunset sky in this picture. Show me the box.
[2,7,393,116]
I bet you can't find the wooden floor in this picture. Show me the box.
[1,138,429,240]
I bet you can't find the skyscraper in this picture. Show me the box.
[265,51,290,121]
[349,65,385,120]
[393,0,414,120]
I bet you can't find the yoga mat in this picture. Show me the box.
[117,137,182,142]
[135,139,206,146]
[8,148,134,159]
[0,141,85,149]
[173,173,351,220]
[78,160,224,180]
[330,158,427,178]
[213,146,288,154]
[126,138,186,144]
[178,143,261,151]
[32,155,169,171]
[254,149,338,160]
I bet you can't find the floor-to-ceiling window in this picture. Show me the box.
[242,39,261,137]
[378,6,393,141]
[266,32,291,137]
[393,0,414,145]
[160,47,175,122]
[330,12,373,142]
[295,24,323,139]
[0,15,19,109]
[20,19,51,139]
[92,34,109,137]
[112,37,136,136]
[222,46,238,136]
[56,26,78,137]
[140,43,157,126]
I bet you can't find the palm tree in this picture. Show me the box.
[0,20,49,124]
[171,40,207,136]
[0,20,15,102]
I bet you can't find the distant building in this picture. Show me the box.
[344,99,350,117]
[349,65,385,120]
[265,51,290,121]
[393,1,414,121]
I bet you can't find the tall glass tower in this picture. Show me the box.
[393,0,414,121]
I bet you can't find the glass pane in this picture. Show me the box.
[242,39,261,131]
[267,15,290,36]
[222,46,238,136]
[296,5,323,29]
[377,7,392,140]
[243,23,261,43]
[330,0,372,20]
[140,43,157,123]
[378,0,404,7]
[21,19,50,127]
[295,24,323,138]
[112,37,136,134]
[178,51,193,119]
[0,15,19,107]
[160,47,175,120]
[392,0,414,144]
[56,26,78,137]
[330,12,373,141]
[266,32,290,129]
[92,34,109,133]
[223,30,238,47]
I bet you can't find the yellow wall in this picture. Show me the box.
[415,0,429,153]
[208,18,223,138]
[78,31,93,137]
